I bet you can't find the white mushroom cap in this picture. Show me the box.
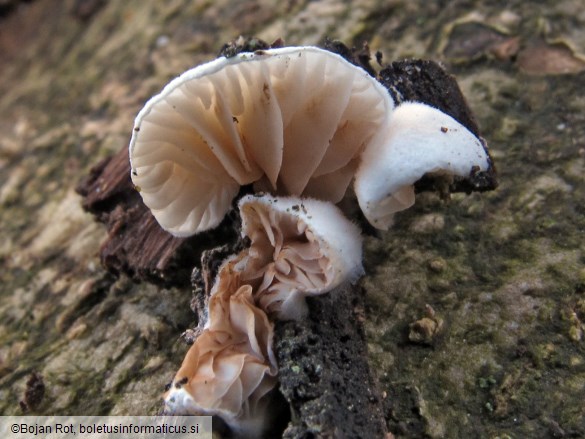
[354,102,491,229]
[129,46,392,237]
[236,194,363,320]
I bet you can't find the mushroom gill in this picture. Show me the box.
[164,259,277,435]
[236,194,363,320]
[354,102,493,230]
[129,46,392,237]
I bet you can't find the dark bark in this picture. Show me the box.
[275,285,388,439]
[76,146,240,288]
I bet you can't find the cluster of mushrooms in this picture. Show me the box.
[129,46,492,436]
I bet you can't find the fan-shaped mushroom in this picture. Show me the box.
[164,259,277,436]
[129,46,392,237]
[354,102,492,229]
[235,194,363,320]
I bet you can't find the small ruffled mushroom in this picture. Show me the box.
[235,194,363,320]
[164,261,277,436]
[354,102,492,229]
[129,46,392,236]
[164,192,362,435]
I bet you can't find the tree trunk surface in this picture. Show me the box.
[1,1,584,438]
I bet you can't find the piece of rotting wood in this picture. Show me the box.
[76,146,240,288]
[275,284,389,438]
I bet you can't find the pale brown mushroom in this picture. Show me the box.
[149,45,497,439]
[235,194,363,320]
[164,191,363,437]
[129,46,392,236]
[164,258,277,436]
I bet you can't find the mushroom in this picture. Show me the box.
[129,46,392,236]
[162,191,363,433]
[354,101,492,229]
[235,194,363,320]
[129,42,499,438]
[164,257,277,436]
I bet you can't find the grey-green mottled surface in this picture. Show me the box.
[0,0,584,437]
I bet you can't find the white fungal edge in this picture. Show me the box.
[238,193,364,291]
[354,101,491,230]
[164,387,243,433]
[129,46,393,179]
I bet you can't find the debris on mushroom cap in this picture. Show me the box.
[354,101,492,230]
[164,264,277,436]
[129,46,392,237]
[235,194,363,320]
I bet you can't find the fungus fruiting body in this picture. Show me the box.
[129,46,494,236]
[129,42,497,437]
[129,46,392,237]
[355,101,492,229]
[164,261,277,436]
[236,194,363,320]
[163,194,362,433]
